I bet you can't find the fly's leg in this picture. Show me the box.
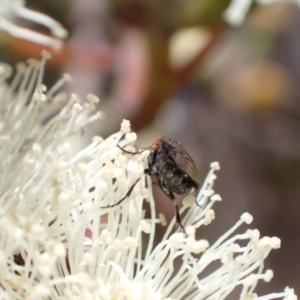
[172,197,186,234]
[100,168,150,209]
[118,145,149,155]
[159,183,186,234]
[99,176,143,209]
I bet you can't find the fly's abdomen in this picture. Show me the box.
[158,156,196,195]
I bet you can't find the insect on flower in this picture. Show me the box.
[100,137,201,233]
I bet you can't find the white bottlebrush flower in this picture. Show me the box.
[0,53,297,300]
[224,0,300,25]
[0,0,67,49]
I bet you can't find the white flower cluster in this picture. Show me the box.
[224,0,300,25]
[0,53,297,300]
[0,0,67,49]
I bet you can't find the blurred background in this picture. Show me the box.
[3,0,300,297]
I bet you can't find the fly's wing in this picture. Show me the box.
[161,137,200,187]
